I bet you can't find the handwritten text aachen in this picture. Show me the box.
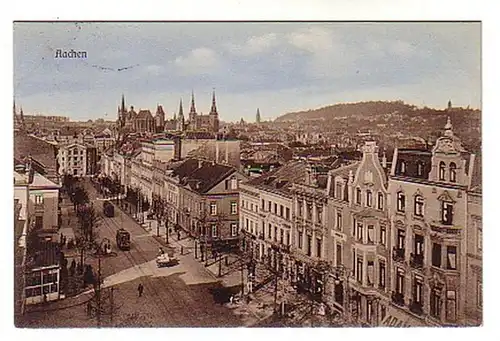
[54,49,87,59]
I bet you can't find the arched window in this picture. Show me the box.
[366,190,372,207]
[414,195,424,217]
[397,192,406,212]
[417,162,424,177]
[439,161,446,181]
[377,192,384,210]
[449,163,457,183]
[356,188,362,204]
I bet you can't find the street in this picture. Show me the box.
[19,179,244,328]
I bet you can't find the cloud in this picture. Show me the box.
[174,47,220,74]
[227,33,278,56]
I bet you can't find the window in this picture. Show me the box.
[209,202,217,215]
[377,193,384,210]
[367,261,374,285]
[274,226,278,242]
[432,243,442,268]
[357,222,364,241]
[297,201,303,217]
[286,232,290,245]
[379,260,386,288]
[352,218,356,236]
[477,223,482,252]
[274,203,278,214]
[380,225,386,245]
[477,281,482,308]
[335,182,343,200]
[280,229,284,244]
[231,178,238,190]
[306,235,312,256]
[439,161,446,180]
[396,268,405,294]
[231,223,238,236]
[316,238,322,258]
[73,156,77,161]
[397,192,406,212]
[211,224,217,238]
[225,179,230,190]
[367,225,374,244]
[317,206,323,223]
[34,194,44,205]
[298,232,303,249]
[35,215,43,230]
[397,229,405,249]
[261,199,265,210]
[268,224,272,238]
[336,243,342,267]
[336,212,342,231]
[442,202,454,225]
[400,161,406,174]
[245,218,249,230]
[366,191,372,207]
[306,204,312,220]
[413,276,423,304]
[417,162,424,176]
[356,188,362,204]
[414,234,424,256]
[285,207,290,220]
[230,202,238,215]
[414,195,424,217]
[251,203,254,212]
[430,288,442,319]
[449,163,457,182]
[356,257,363,283]
[446,290,457,322]
[280,205,284,217]
[446,246,457,270]
[268,201,272,212]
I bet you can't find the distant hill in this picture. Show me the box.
[275,100,482,153]
[275,101,420,122]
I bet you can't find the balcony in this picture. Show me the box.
[392,247,405,263]
[410,253,424,269]
[409,301,424,315]
[391,291,405,306]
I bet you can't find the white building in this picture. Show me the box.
[57,143,87,177]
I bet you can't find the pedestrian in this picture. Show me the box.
[137,283,144,297]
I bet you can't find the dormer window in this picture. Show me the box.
[377,193,384,210]
[449,163,457,183]
[417,162,424,177]
[400,161,406,174]
[397,192,406,212]
[356,188,362,205]
[439,161,446,181]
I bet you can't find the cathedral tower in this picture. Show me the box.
[176,98,185,132]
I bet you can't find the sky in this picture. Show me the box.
[13,22,481,122]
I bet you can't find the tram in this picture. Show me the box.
[116,228,131,250]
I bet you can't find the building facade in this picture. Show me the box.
[57,143,87,177]
[386,118,478,326]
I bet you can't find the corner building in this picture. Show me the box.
[386,118,479,326]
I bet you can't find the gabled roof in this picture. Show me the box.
[136,109,153,119]
[14,131,57,178]
[183,162,236,193]
[247,160,309,193]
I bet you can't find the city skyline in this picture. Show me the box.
[14,22,481,121]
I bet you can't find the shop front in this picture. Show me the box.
[381,304,435,327]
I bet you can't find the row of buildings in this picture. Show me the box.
[239,118,482,327]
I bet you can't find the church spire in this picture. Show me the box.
[121,94,126,113]
[190,90,197,114]
[210,89,218,115]
[178,98,184,118]
[256,108,261,123]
